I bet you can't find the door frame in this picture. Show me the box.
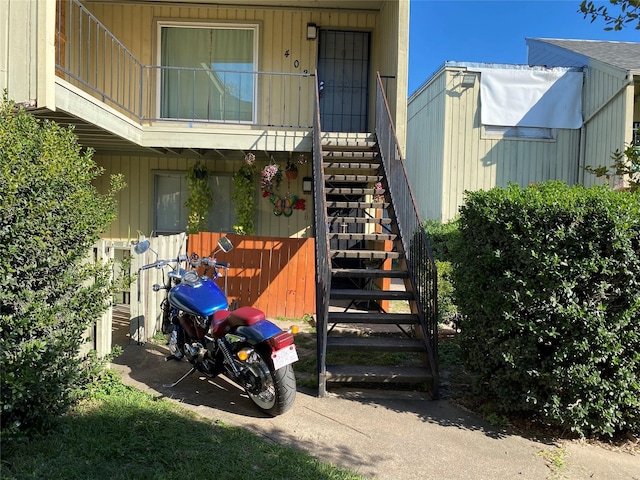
[317,29,371,133]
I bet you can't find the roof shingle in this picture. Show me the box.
[530,38,640,71]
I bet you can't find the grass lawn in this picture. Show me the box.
[0,371,364,480]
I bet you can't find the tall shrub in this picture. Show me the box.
[0,97,124,438]
[452,181,640,437]
[424,219,460,325]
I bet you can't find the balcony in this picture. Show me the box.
[54,0,315,138]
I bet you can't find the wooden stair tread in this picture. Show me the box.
[322,153,379,162]
[328,216,392,225]
[324,365,433,383]
[327,201,388,209]
[328,233,396,242]
[331,268,408,277]
[322,143,377,152]
[325,174,383,182]
[324,162,381,169]
[328,312,418,324]
[326,187,385,195]
[330,250,400,260]
[330,289,413,300]
[326,336,425,351]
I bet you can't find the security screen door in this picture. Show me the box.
[317,30,370,132]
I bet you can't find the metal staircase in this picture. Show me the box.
[312,72,440,397]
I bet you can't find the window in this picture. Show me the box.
[154,172,237,235]
[159,24,257,122]
[483,125,555,141]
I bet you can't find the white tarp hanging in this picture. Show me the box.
[474,68,583,129]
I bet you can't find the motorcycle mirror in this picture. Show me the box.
[133,239,150,255]
[217,236,233,253]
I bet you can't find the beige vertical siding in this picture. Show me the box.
[0,0,35,103]
[579,62,633,187]
[444,69,580,221]
[406,69,447,221]
[407,67,582,222]
[375,0,409,152]
[95,153,313,241]
[1,0,55,107]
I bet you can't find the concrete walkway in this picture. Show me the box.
[111,339,639,480]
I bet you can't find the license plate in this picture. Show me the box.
[272,344,299,370]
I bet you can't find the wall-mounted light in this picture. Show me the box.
[306,23,317,40]
[461,73,476,88]
[302,176,312,194]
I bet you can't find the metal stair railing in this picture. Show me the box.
[374,72,439,396]
[312,71,331,397]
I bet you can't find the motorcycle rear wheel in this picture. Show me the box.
[245,347,296,416]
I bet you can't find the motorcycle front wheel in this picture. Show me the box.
[244,346,296,416]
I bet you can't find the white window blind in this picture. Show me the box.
[160,25,257,122]
[154,172,237,235]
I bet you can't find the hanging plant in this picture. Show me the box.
[185,161,212,234]
[285,158,299,181]
[261,162,282,193]
[232,161,257,235]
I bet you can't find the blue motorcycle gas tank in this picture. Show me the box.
[168,275,228,317]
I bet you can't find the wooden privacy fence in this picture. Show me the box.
[188,233,316,319]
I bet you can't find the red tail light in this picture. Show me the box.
[268,331,294,350]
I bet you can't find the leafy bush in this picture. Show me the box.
[0,96,124,439]
[424,219,460,325]
[584,142,640,193]
[452,181,640,437]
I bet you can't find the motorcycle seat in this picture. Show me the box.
[228,306,266,326]
[210,309,230,337]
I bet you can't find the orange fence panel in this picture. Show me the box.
[188,233,316,319]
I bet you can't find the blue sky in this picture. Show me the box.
[408,0,640,94]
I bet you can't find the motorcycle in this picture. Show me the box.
[133,236,298,416]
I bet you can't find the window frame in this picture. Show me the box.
[155,21,260,123]
[481,125,556,142]
[152,170,237,236]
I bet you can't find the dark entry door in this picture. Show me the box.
[317,30,370,132]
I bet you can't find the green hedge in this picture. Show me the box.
[0,97,124,439]
[424,220,460,325]
[452,181,640,437]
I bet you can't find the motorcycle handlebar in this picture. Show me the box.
[139,255,229,272]
[139,255,188,271]
[193,257,230,269]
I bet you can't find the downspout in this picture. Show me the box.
[577,71,635,184]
